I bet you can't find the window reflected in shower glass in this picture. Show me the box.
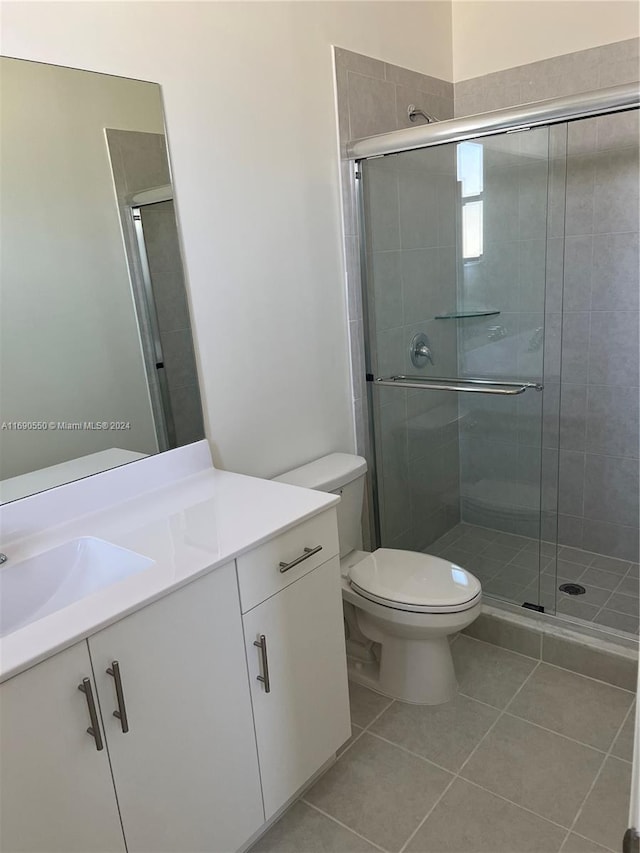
[457,142,483,196]
[457,141,484,260]
[461,200,483,258]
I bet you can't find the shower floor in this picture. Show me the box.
[428,523,639,636]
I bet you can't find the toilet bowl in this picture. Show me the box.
[274,453,482,705]
[341,548,481,704]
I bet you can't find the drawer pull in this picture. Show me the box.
[253,634,271,693]
[278,545,322,574]
[106,661,130,734]
[78,678,104,751]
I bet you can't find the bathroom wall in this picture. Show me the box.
[1,0,454,480]
[452,0,640,81]
[454,38,640,561]
[334,48,458,550]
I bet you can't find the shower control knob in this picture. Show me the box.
[410,333,434,369]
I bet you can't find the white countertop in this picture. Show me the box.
[0,462,338,683]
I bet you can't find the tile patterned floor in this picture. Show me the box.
[251,636,635,853]
[429,523,639,636]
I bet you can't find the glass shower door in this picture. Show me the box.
[360,126,560,612]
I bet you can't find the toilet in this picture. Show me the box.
[275,453,482,705]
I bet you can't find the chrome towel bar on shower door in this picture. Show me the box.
[369,375,544,396]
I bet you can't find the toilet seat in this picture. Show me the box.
[349,548,481,614]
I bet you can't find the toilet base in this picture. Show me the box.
[346,635,457,705]
[379,635,457,704]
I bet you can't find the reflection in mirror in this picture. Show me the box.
[0,57,204,503]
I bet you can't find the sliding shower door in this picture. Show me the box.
[360,126,562,612]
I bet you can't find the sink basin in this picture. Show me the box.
[0,537,155,637]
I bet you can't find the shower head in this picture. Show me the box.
[407,104,439,123]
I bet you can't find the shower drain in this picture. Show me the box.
[559,583,586,596]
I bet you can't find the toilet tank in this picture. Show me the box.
[273,453,368,558]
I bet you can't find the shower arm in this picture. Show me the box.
[407,104,438,123]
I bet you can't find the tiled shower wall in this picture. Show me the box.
[334,47,456,549]
[455,38,640,561]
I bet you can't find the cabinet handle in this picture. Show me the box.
[278,545,322,573]
[78,677,104,751]
[106,661,130,734]
[253,635,271,693]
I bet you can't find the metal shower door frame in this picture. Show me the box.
[129,202,177,452]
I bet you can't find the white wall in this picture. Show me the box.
[0,57,162,479]
[1,1,453,479]
[452,0,639,80]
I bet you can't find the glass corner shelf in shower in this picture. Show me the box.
[434,309,501,319]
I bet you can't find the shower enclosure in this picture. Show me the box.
[354,85,639,636]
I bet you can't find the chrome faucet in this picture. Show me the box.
[0,553,7,565]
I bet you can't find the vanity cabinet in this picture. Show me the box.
[1,563,264,853]
[1,508,350,853]
[241,511,350,819]
[88,561,264,853]
[0,642,126,853]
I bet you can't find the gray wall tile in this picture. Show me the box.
[334,46,385,79]
[565,153,595,236]
[384,62,452,98]
[598,57,640,87]
[562,236,592,311]
[557,513,584,548]
[588,311,639,387]
[559,383,587,450]
[596,110,640,150]
[583,454,640,528]
[582,519,639,563]
[363,158,400,251]
[347,71,397,141]
[586,385,639,458]
[558,450,585,516]
[561,312,590,384]
[171,383,205,446]
[591,232,639,311]
[593,147,640,234]
[370,250,402,330]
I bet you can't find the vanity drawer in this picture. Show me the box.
[236,509,339,612]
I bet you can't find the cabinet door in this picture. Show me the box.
[244,556,350,818]
[89,563,264,853]
[0,642,125,853]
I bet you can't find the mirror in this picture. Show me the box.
[0,57,204,503]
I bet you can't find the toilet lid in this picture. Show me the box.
[349,549,481,612]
